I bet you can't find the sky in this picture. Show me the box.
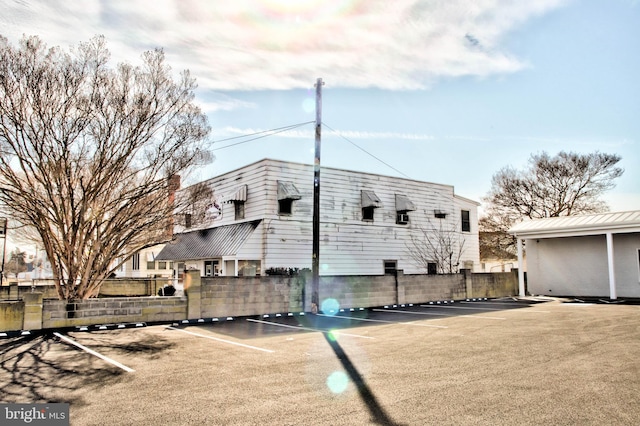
[1,0,639,213]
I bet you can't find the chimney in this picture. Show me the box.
[167,175,181,238]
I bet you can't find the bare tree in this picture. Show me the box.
[481,151,623,254]
[0,35,211,300]
[406,219,466,274]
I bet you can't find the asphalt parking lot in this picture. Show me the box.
[2,297,639,425]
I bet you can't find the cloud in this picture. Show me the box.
[0,0,568,91]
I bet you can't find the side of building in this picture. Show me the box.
[153,158,480,277]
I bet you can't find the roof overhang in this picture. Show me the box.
[508,210,640,239]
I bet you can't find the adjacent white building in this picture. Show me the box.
[509,210,640,299]
[151,159,479,278]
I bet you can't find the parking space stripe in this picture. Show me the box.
[373,308,506,320]
[246,318,374,339]
[420,304,550,313]
[53,332,135,373]
[317,313,448,329]
[165,326,275,353]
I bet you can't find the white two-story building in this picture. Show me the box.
[142,158,479,278]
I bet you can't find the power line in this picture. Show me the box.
[322,122,412,179]
[211,121,314,151]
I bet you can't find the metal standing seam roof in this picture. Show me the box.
[508,210,640,238]
[155,220,261,261]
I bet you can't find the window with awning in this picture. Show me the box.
[277,181,301,215]
[394,194,415,225]
[361,190,382,221]
[226,185,247,220]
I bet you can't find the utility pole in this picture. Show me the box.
[311,78,323,314]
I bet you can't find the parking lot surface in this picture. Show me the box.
[1,298,639,425]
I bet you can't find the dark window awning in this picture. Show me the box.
[395,194,416,212]
[277,181,302,200]
[155,220,261,261]
[225,185,247,203]
[361,190,382,208]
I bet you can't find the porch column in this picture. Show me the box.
[517,238,525,297]
[606,232,617,300]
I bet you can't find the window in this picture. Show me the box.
[637,249,640,282]
[146,261,156,270]
[461,210,471,232]
[185,213,192,229]
[384,260,397,275]
[362,206,375,221]
[277,181,301,215]
[238,260,261,277]
[396,213,410,225]
[132,253,140,270]
[204,260,220,277]
[434,210,447,219]
[427,262,438,275]
[234,201,245,220]
[395,194,416,225]
[158,261,167,270]
[279,199,294,215]
[361,190,382,222]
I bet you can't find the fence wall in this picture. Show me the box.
[1,270,518,332]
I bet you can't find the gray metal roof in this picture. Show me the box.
[155,220,261,261]
[508,210,640,238]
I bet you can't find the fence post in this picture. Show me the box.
[184,270,201,319]
[463,269,473,299]
[23,292,43,330]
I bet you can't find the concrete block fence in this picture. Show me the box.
[1,270,518,332]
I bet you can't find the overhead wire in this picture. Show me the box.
[211,121,314,151]
[322,122,412,179]
[208,119,413,180]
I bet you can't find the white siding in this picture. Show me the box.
[174,159,480,276]
[526,232,640,297]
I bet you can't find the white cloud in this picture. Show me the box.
[0,0,568,90]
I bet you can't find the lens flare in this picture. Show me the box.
[326,371,349,394]
[321,298,340,315]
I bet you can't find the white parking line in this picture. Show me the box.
[165,326,275,353]
[317,313,448,329]
[53,332,135,373]
[421,304,550,313]
[373,308,506,320]
[247,318,374,339]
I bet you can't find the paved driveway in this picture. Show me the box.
[1,298,639,425]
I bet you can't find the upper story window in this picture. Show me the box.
[226,185,247,220]
[361,190,382,222]
[461,210,471,232]
[234,202,245,220]
[395,194,416,225]
[277,181,301,215]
